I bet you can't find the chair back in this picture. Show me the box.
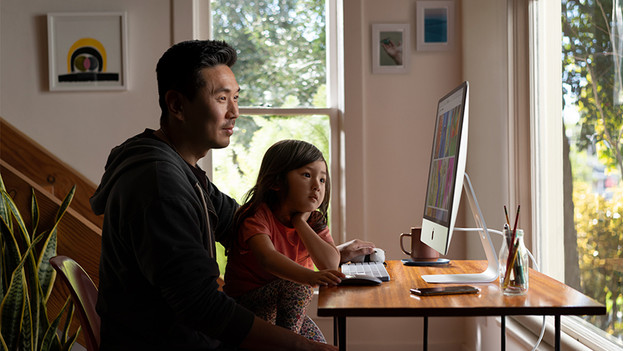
[50,255,100,351]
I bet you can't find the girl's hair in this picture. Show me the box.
[230,140,331,249]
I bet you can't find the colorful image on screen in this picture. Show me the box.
[424,104,462,223]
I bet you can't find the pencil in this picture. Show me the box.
[503,205,521,287]
[504,205,510,226]
[512,205,520,235]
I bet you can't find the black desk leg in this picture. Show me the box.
[501,315,506,350]
[333,316,338,346]
[334,316,346,351]
[555,315,561,351]
[423,316,428,351]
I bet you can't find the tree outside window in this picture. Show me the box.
[562,0,623,343]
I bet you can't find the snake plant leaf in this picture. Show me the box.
[58,300,79,351]
[0,266,26,351]
[23,232,44,334]
[59,300,75,344]
[59,330,79,351]
[0,231,44,350]
[35,283,50,348]
[54,185,74,225]
[0,189,31,247]
[19,292,33,351]
[38,227,57,302]
[0,190,23,277]
[30,188,39,239]
[38,231,60,302]
[0,253,3,311]
[0,175,11,233]
[39,186,74,302]
[0,332,8,351]
[39,297,71,351]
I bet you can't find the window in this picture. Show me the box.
[531,0,622,348]
[208,0,343,271]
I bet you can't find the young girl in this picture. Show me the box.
[224,139,344,343]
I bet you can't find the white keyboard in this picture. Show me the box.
[341,261,390,281]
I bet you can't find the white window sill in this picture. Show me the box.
[500,315,622,351]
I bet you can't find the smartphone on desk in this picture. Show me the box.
[410,285,480,296]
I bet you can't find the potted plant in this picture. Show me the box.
[0,173,79,350]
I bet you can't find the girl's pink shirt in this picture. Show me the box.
[223,204,333,297]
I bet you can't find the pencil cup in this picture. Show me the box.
[499,228,529,295]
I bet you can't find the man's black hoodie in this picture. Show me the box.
[90,129,253,350]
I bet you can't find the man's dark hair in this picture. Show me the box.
[156,40,237,124]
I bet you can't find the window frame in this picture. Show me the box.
[518,0,622,349]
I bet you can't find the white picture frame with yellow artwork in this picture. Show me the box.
[47,12,128,91]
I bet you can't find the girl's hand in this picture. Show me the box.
[303,269,344,287]
[291,211,312,226]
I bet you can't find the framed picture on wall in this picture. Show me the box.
[416,1,454,51]
[372,23,410,74]
[47,12,128,91]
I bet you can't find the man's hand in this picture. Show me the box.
[337,239,376,264]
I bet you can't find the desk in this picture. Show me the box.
[317,260,605,351]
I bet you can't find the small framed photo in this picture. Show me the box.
[372,23,410,74]
[416,1,454,51]
[47,12,128,91]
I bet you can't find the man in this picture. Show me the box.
[91,40,372,350]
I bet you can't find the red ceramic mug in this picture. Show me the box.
[400,227,440,260]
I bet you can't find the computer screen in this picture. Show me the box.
[420,81,469,256]
[418,81,499,284]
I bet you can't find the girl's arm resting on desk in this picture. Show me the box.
[240,316,338,351]
[247,234,343,286]
[292,213,341,270]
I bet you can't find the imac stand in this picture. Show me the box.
[422,173,499,283]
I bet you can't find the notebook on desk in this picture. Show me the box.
[341,261,390,281]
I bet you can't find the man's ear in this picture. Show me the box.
[164,90,185,122]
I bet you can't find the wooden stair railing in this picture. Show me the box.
[0,117,102,228]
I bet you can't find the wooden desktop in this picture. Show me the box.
[317,260,605,351]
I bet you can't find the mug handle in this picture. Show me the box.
[400,233,412,255]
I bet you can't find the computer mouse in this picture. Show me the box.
[350,248,386,263]
[339,274,382,286]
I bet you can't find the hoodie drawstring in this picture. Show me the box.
[195,182,216,258]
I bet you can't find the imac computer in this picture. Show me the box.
[419,81,499,284]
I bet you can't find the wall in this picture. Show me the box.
[1,0,514,349]
[0,0,169,183]
[338,0,512,349]
[337,0,469,349]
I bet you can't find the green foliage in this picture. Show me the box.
[574,182,623,338]
[562,0,623,341]
[0,174,79,350]
[562,0,623,174]
[211,0,327,108]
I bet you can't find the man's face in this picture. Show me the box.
[181,65,240,152]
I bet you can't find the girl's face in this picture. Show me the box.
[281,160,327,214]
